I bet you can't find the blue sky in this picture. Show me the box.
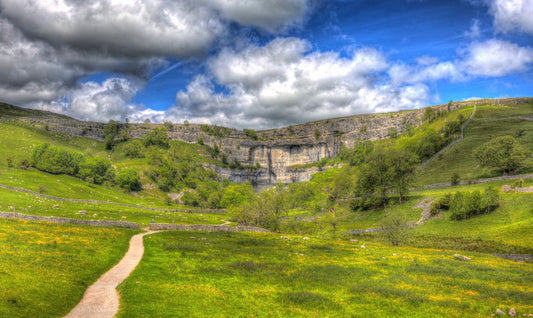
[1,0,532,129]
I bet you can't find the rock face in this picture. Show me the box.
[4,97,532,186]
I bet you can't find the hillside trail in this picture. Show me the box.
[64,229,161,318]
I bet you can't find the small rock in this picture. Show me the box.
[393,253,397,256]
[350,239,359,243]
[53,205,59,209]
[121,216,126,219]
[136,281,140,284]
[92,214,97,217]
[509,308,516,316]
[454,254,471,261]
[496,308,506,315]
[190,237,195,239]
[303,237,310,240]
[281,236,290,240]
[77,210,87,215]
[201,238,207,241]
[8,206,15,211]
[382,257,386,260]
[361,245,366,249]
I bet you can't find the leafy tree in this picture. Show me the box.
[356,148,392,206]
[380,212,410,246]
[441,120,461,138]
[77,156,115,184]
[220,182,254,208]
[116,168,142,191]
[388,127,398,138]
[473,135,529,174]
[388,149,417,204]
[123,140,144,158]
[415,129,443,160]
[143,127,170,149]
[104,120,120,150]
[423,107,436,122]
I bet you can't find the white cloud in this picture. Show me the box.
[207,0,308,32]
[168,38,431,129]
[461,39,533,76]
[488,0,533,35]
[30,77,146,122]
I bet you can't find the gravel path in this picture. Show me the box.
[64,230,159,318]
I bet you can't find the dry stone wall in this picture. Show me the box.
[0,212,139,229]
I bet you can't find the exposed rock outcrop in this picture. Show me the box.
[3,97,532,185]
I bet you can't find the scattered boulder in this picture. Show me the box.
[53,205,60,208]
[8,206,15,211]
[281,236,290,240]
[454,254,471,261]
[361,245,366,249]
[501,185,513,192]
[303,237,310,241]
[77,210,87,215]
[509,308,516,316]
[350,239,359,243]
[121,216,126,219]
[496,308,506,315]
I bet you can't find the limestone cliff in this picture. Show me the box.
[3,97,532,186]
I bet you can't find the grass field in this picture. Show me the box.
[416,103,533,185]
[0,218,137,318]
[118,231,533,318]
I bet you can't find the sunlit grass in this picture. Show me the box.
[0,218,137,318]
[118,231,533,317]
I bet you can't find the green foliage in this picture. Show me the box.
[441,120,461,139]
[200,124,210,133]
[220,182,254,208]
[116,168,142,191]
[338,139,374,166]
[451,173,460,185]
[449,187,500,220]
[143,127,170,149]
[380,212,411,246]
[473,135,529,174]
[164,121,174,130]
[356,147,417,207]
[32,143,84,175]
[104,120,120,150]
[77,156,115,184]
[244,128,259,140]
[414,128,444,160]
[388,127,398,138]
[197,137,204,145]
[423,107,436,122]
[314,128,321,140]
[123,139,144,158]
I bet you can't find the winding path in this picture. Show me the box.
[64,230,160,318]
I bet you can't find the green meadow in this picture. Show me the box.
[0,218,137,318]
[118,231,533,318]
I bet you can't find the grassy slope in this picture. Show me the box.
[118,231,533,318]
[416,103,533,185]
[0,218,136,318]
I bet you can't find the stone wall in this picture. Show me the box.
[150,223,270,232]
[0,212,139,229]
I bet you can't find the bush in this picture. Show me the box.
[451,173,460,185]
[123,140,144,158]
[143,127,170,149]
[450,187,499,220]
[116,169,142,191]
[244,129,258,140]
[77,157,115,185]
[32,143,84,175]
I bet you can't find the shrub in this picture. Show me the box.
[473,135,529,174]
[451,173,460,185]
[143,127,170,149]
[244,129,258,140]
[77,157,115,185]
[116,169,142,191]
[123,140,144,158]
[32,143,84,175]
[315,128,321,140]
[449,187,499,220]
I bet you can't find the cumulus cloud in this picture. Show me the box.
[389,39,532,86]
[168,38,432,129]
[488,0,533,35]
[30,77,145,122]
[0,0,309,122]
[461,39,533,76]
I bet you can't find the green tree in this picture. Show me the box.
[116,168,142,191]
[314,128,321,140]
[473,135,529,174]
[356,148,392,206]
[380,212,410,246]
[77,156,115,184]
[389,149,417,204]
[123,140,144,158]
[104,120,120,150]
[143,127,170,149]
